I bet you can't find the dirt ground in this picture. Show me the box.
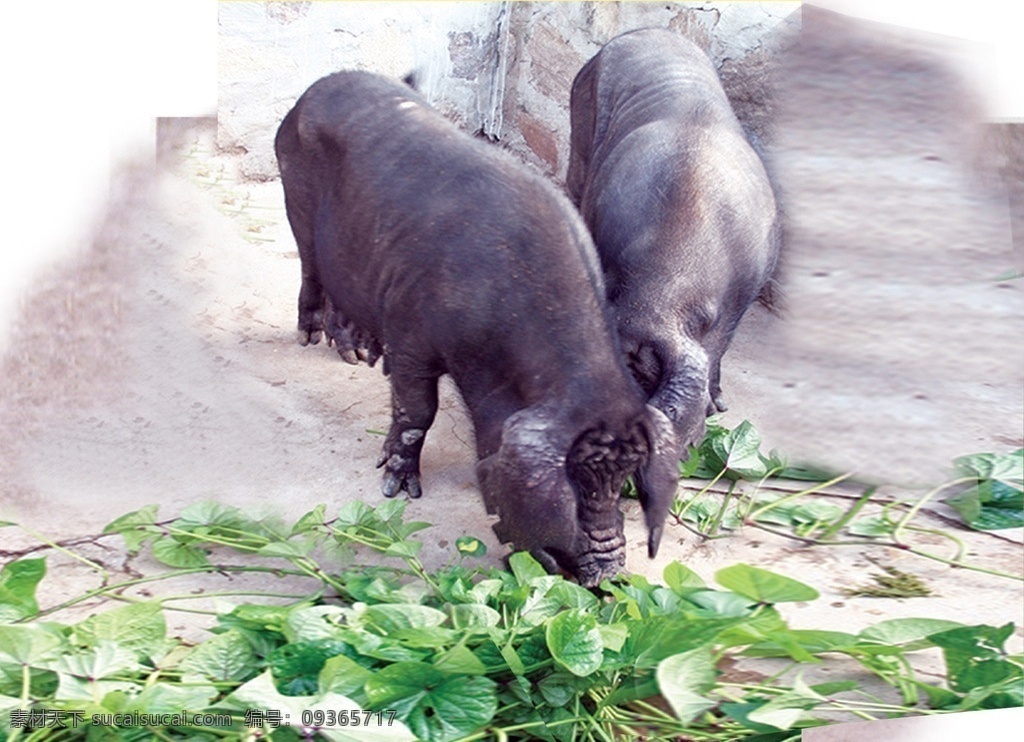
[1,5,1021,714]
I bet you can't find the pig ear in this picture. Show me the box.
[636,405,681,558]
[476,408,578,552]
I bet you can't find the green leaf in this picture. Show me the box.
[151,536,211,568]
[52,646,143,705]
[651,587,684,615]
[455,536,488,558]
[711,420,768,479]
[384,539,424,558]
[269,639,352,696]
[179,629,258,682]
[74,602,167,660]
[55,672,138,703]
[374,497,408,525]
[548,580,600,611]
[469,579,502,604]
[604,674,661,706]
[387,627,459,650]
[914,679,965,710]
[664,561,706,593]
[715,606,788,649]
[520,582,564,626]
[396,520,433,539]
[928,624,1022,693]
[847,516,895,537]
[52,641,141,680]
[487,630,526,675]
[361,604,448,634]
[598,622,630,653]
[319,654,373,704]
[536,672,590,708]
[291,504,329,535]
[720,702,786,734]
[789,501,844,524]
[103,505,161,553]
[509,551,548,584]
[810,681,859,695]
[286,605,347,642]
[953,450,1023,484]
[715,564,819,603]
[945,480,1024,531]
[656,647,716,723]
[0,558,45,620]
[176,500,252,532]
[686,589,758,616]
[545,610,604,677]
[858,618,965,647]
[222,602,292,638]
[433,644,487,675]
[744,629,858,659]
[0,624,64,665]
[335,500,374,527]
[220,670,417,741]
[629,616,741,669]
[365,662,497,742]
[449,604,501,630]
[746,676,827,730]
[121,680,218,714]
[678,448,704,478]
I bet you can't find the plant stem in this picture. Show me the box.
[707,479,738,536]
[14,525,110,580]
[746,472,853,522]
[890,477,975,546]
[742,522,1022,581]
[816,485,878,542]
[675,467,729,522]
[25,564,315,622]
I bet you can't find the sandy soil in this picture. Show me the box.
[0,5,1020,698]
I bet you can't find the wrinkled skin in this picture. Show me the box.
[568,29,781,457]
[275,71,680,586]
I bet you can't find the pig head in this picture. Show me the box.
[478,400,678,586]
[275,71,680,586]
[568,28,781,455]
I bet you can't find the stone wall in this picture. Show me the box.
[219,1,800,181]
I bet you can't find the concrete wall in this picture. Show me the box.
[219,1,800,180]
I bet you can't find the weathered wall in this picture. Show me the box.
[219,1,800,181]
[219,1,507,178]
[500,1,798,178]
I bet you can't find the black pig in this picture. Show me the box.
[568,29,780,454]
[275,71,680,586]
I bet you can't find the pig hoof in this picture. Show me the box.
[338,348,360,365]
[297,328,323,346]
[714,396,728,413]
[382,471,403,498]
[381,470,422,499]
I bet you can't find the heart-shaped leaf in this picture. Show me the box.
[545,610,604,677]
[715,564,819,604]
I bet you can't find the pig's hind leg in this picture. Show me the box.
[377,365,440,499]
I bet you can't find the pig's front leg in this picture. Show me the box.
[376,368,439,499]
[297,267,325,346]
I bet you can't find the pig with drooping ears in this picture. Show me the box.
[568,28,780,458]
[275,71,680,586]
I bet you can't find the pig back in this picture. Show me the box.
[276,71,630,409]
